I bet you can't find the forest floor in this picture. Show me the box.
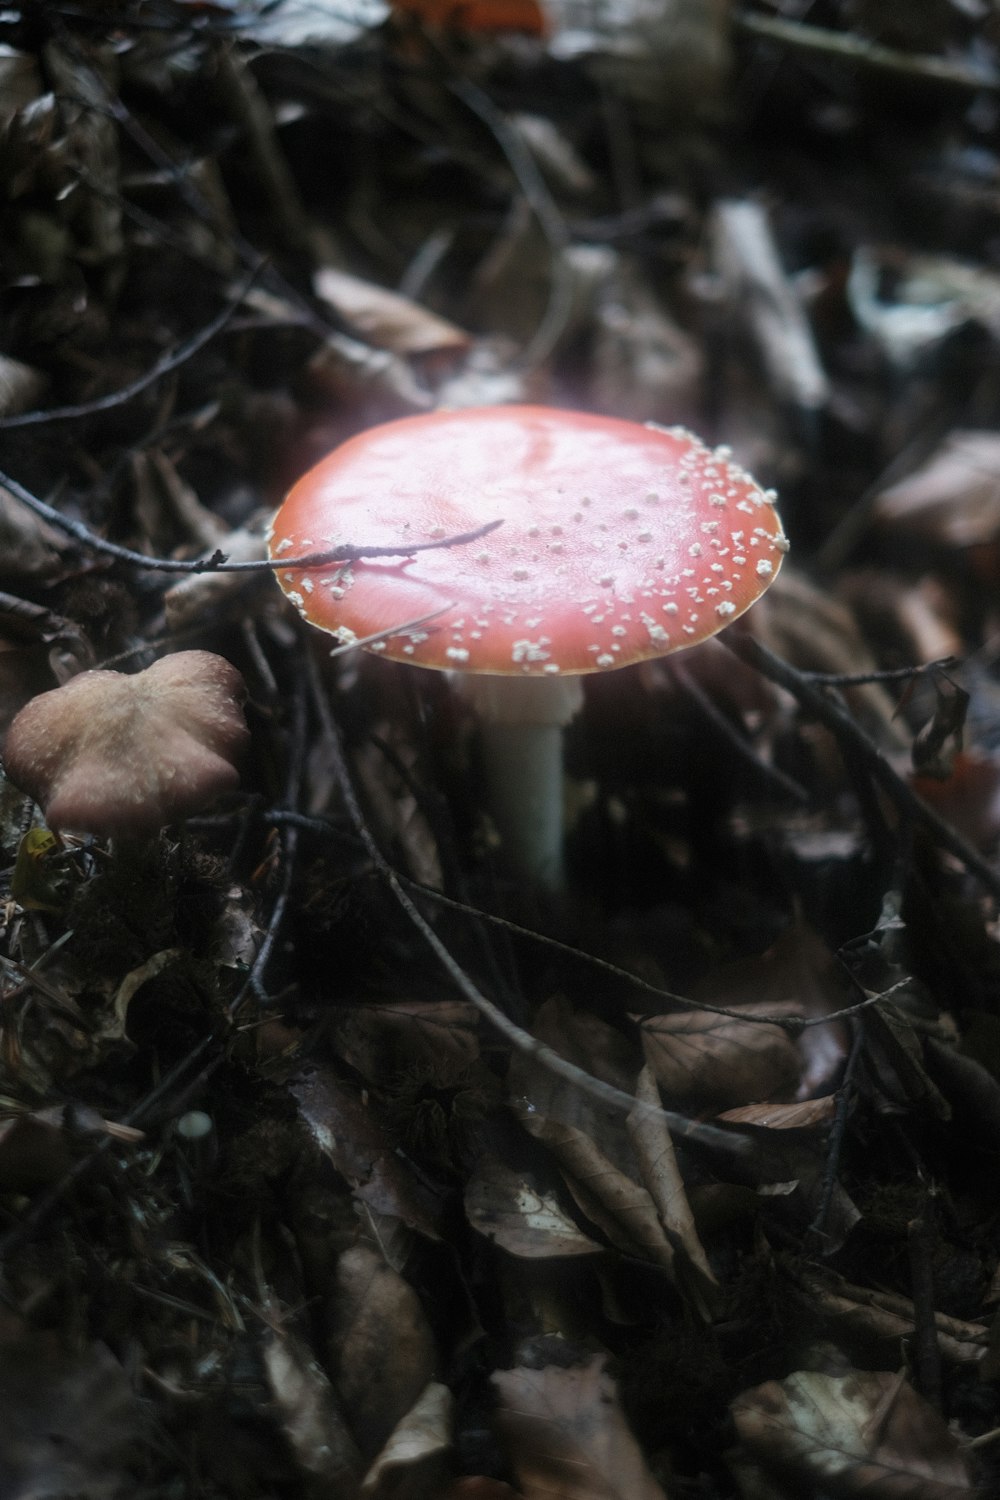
[2,2,1000,1496]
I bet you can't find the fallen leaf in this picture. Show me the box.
[327,1244,437,1461]
[492,1355,668,1500]
[314,266,470,357]
[361,1379,454,1497]
[465,1154,603,1259]
[731,1368,973,1498]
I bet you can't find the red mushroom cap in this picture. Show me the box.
[3,651,248,839]
[269,406,787,676]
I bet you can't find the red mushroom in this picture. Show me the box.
[3,651,249,841]
[269,406,787,886]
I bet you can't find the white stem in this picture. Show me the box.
[456,674,584,889]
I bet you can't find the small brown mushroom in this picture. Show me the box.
[2,651,249,839]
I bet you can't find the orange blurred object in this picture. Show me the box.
[391,0,546,33]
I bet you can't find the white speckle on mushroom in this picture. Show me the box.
[715,600,737,617]
[734,556,746,566]
[429,527,447,540]
[596,653,615,667]
[611,626,627,637]
[646,624,668,644]
[476,552,491,564]
[334,626,357,645]
[689,543,702,557]
[447,647,470,663]
[774,534,790,552]
[512,568,530,581]
[756,559,774,577]
[663,602,679,615]
[274,537,294,554]
[370,640,386,652]
[736,500,754,514]
[598,574,614,587]
[543,663,561,674]
[701,521,720,534]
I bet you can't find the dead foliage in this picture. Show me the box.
[1,1,1000,1497]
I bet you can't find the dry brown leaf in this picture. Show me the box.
[874,431,1000,549]
[792,1267,988,1368]
[314,266,470,358]
[291,1066,443,1238]
[361,1380,453,1498]
[911,751,1000,850]
[0,1321,139,1500]
[492,1355,668,1500]
[717,1096,837,1129]
[512,1101,675,1273]
[637,1000,803,1112]
[332,998,480,1091]
[731,1368,973,1498]
[327,1245,437,1462]
[626,1065,718,1315]
[465,1154,603,1259]
[261,1318,363,1498]
[693,922,853,1101]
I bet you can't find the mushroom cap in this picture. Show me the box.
[3,651,248,838]
[269,406,788,677]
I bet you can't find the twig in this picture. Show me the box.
[0,469,502,574]
[450,79,576,373]
[0,264,263,430]
[734,11,1000,92]
[723,632,1000,902]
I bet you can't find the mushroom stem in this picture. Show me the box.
[457,675,584,889]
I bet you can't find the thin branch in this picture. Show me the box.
[734,11,1000,92]
[0,470,502,574]
[0,264,263,430]
[723,632,1000,902]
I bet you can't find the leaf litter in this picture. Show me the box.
[0,1,999,1496]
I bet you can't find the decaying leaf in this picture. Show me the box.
[465,1153,603,1259]
[0,1317,140,1500]
[327,1244,438,1462]
[731,1367,973,1497]
[261,1315,363,1497]
[290,1065,443,1237]
[314,266,471,358]
[492,1354,668,1500]
[627,1065,718,1315]
[637,1000,803,1112]
[361,1380,454,1498]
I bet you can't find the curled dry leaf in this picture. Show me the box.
[3,651,248,838]
[492,1354,668,1500]
[261,1316,363,1497]
[361,1380,454,1498]
[512,1097,677,1276]
[627,1065,718,1316]
[327,1245,437,1462]
[314,266,471,359]
[731,1368,973,1499]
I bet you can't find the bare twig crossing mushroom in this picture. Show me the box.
[269,406,787,886]
[2,651,249,839]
